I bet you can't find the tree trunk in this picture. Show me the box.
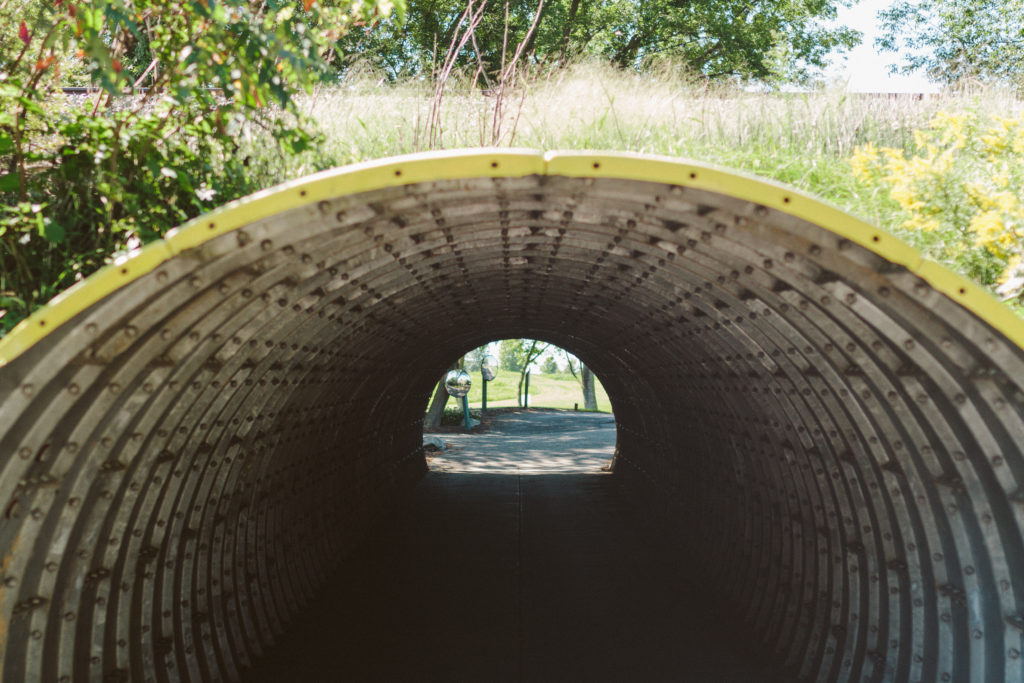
[558,0,582,62]
[613,31,645,68]
[424,363,458,429]
[581,364,597,411]
[520,0,548,60]
[516,340,540,407]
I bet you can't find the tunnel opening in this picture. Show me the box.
[423,339,617,474]
[0,151,1022,682]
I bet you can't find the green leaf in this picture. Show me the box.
[175,172,195,193]
[16,96,44,116]
[39,219,65,244]
[0,174,20,193]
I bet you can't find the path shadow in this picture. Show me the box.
[427,409,616,474]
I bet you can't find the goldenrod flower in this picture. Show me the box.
[971,211,1004,248]
[890,185,923,212]
[848,108,1024,293]
[981,130,1008,155]
[994,192,1018,213]
[848,143,879,183]
[930,110,973,149]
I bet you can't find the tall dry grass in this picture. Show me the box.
[259,61,1021,231]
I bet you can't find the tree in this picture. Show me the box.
[496,338,548,404]
[424,361,459,429]
[580,0,859,83]
[877,0,1024,86]
[561,350,597,409]
[563,350,579,376]
[580,364,598,410]
[499,338,525,371]
[0,0,402,333]
[541,355,559,373]
[465,345,486,371]
[516,340,549,405]
[337,0,860,85]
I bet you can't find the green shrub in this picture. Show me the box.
[441,405,481,427]
[0,0,401,334]
[849,109,1024,304]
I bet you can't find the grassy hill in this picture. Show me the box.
[457,371,612,413]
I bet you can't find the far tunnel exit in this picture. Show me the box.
[422,340,617,473]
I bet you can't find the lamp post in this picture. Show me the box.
[444,369,472,431]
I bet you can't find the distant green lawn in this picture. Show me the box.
[458,371,612,412]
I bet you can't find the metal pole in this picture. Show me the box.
[524,370,530,408]
[481,376,487,413]
[462,395,471,431]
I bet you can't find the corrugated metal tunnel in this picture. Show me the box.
[1,150,1023,682]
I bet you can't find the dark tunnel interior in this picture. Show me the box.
[1,153,1023,682]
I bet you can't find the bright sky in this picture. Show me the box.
[827,0,939,93]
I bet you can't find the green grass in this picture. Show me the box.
[288,62,1020,235]
[239,61,1023,309]
[454,370,612,412]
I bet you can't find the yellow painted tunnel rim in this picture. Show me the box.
[1,148,1022,367]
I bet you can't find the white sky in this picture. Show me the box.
[827,0,939,93]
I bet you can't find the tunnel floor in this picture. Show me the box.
[243,410,782,682]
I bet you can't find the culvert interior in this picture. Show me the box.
[0,151,1023,682]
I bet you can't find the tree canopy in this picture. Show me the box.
[338,0,860,84]
[499,338,528,371]
[877,0,1024,86]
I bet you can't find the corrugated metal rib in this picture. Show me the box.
[0,151,1022,682]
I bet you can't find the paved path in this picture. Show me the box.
[428,409,617,474]
[245,410,778,682]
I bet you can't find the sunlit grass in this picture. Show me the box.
[288,61,1021,235]
[444,370,612,413]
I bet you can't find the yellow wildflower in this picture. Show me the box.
[909,154,939,177]
[980,124,1009,154]
[880,146,905,166]
[848,143,879,183]
[904,215,941,232]
[994,192,1018,213]
[971,211,1005,249]
[889,185,923,212]
[847,107,1024,294]
[930,110,973,149]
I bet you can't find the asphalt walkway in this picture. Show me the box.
[244,409,778,682]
